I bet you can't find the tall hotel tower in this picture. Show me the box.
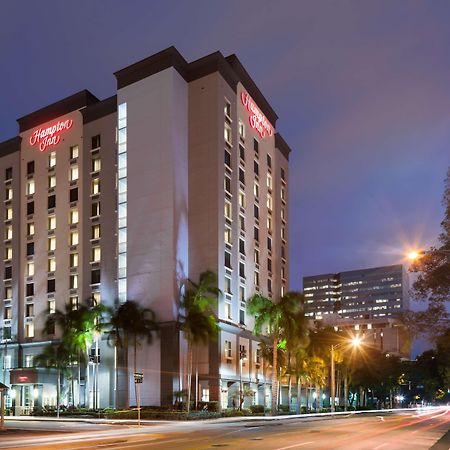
[0,47,291,412]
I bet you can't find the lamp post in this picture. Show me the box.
[239,347,247,411]
[330,337,361,413]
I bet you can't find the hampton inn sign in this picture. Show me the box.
[240,91,273,139]
[29,119,74,151]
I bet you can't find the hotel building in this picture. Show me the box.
[0,47,291,413]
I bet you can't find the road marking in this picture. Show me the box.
[376,416,385,422]
[274,442,314,450]
[373,444,388,449]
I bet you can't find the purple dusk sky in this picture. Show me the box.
[1,1,449,291]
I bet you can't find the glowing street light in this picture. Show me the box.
[407,250,421,261]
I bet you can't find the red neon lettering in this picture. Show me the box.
[241,91,273,139]
[29,119,73,152]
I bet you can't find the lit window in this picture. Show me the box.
[281,186,286,201]
[70,209,79,225]
[253,183,259,199]
[224,101,231,118]
[267,216,272,232]
[3,354,11,369]
[25,304,34,318]
[91,202,100,217]
[5,225,12,240]
[26,180,35,196]
[47,257,56,272]
[92,246,101,262]
[225,302,232,320]
[267,194,273,211]
[254,249,260,265]
[26,261,34,277]
[70,295,79,310]
[48,151,56,168]
[70,231,79,246]
[239,286,245,302]
[267,174,273,190]
[48,299,56,314]
[92,178,100,195]
[25,322,34,338]
[224,227,232,244]
[4,307,12,320]
[24,354,33,368]
[70,165,79,181]
[92,292,101,305]
[5,187,12,200]
[224,123,232,145]
[70,145,79,159]
[70,274,78,289]
[48,236,56,251]
[239,120,245,139]
[70,253,78,268]
[254,271,260,287]
[238,191,245,208]
[48,175,56,188]
[4,246,12,260]
[92,156,101,172]
[224,340,232,358]
[48,215,56,230]
[27,222,34,236]
[91,224,101,239]
[5,207,12,220]
[4,287,12,300]
[224,201,232,220]
[224,277,232,295]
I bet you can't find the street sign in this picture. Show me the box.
[134,372,143,384]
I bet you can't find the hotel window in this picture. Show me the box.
[48,175,56,189]
[281,285,286,297]
[268,278,272,294]
[224,227,232,245]
[254,182,259,199]
[267,194,273,211]
[70,295,79,310]
[224,175,231,194]
[4,266,12,280]
[267,154,272,169]
[239,286,245,302]
[69,165,79,182]
[48,194,56,209]
[70,231,79,246]
[225,301,232,320]
[224,100,231,119]
[5,186,12,200]
[225,251,231,269]
[239,120,245,140]
[27,201,34,215]
[224,149,231,167]
[5,224,12,240]
[5,207,12,220]
[224,124,232,145]
[70,274,78,289]
[48,215,56,230]
[224,340,232,359]
[92,246,101,262]
[254,160,259,176]
[254,204,259,220]
[27,180,36,195]
[281,226,286,240]
[239,262,245,279]
[48,151,56,168]
[48,299,56,314]
[254,226,259,242]
[47,279,55,293]
[27,261,34,277]
[281,186,286,202]
[48,237,56,251]
[92,224,101,239]
[267,216,273,232]
[25,322,34,338]
[281,266,286,280]
[3,328,11,341]
[239,214,245,231]
[70,145,79,159]
[239,303,246,325]
[91,269,101,284]
[254,248,260,265]
[92,135,101,149]
[92,155,101,172]
[281,207,286,221]
[239,238,245,255]
[267,174,273,191]
[5,167,12,180]
[27,242,34,256]
[253,138,259,154]
[70,253,78,268]
[70,188,78,203]
[25,355,33,368]
[27,222,34,236]
[268,258,272,273]
[91,201,100,217]
[92,292,101,305]
[48,257,56,272]
[224,201,232,220]
[27,161,35,175]
[238,191,245,208]
[4,287,12,300]
[70,209,79,225]
[4,246,12,260]
[239,144,245,161]
[92,178,100,195]
[224,277,232,295]
[26,283,34,296]
[239,168,245,185]
[254,271,260,287]
[4,306,12,320]
[281,245,286,259]
[267,236,272,252]
[281,167,286,181]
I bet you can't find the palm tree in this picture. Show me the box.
[179,271,221,414]
[247,291,308,415]
[35,343,72,417]
[106,300,159,408]
[304,355,327,412]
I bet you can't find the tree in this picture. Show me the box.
[106,300,159,408]
[179,271,221,414]
[247,291,308,415]
[35,343,72,417]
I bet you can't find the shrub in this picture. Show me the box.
[249,405,264,414]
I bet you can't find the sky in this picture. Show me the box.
[1,0,449,292]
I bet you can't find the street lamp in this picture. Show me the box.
[406,249,450,262]
[239,347,247,411]
[330,337,362,413]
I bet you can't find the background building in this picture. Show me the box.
[0,47,291,413]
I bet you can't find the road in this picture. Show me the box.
[0,408,449,450]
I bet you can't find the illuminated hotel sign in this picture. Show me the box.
[241,91,273,139]
[29,119,73,152]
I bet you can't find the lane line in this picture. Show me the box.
[275,442,314,450]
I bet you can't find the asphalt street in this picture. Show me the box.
[0,408,449,450]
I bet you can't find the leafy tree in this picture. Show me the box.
[106,300,159,408]
[247,291,308,415]
[179,271,221,414]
